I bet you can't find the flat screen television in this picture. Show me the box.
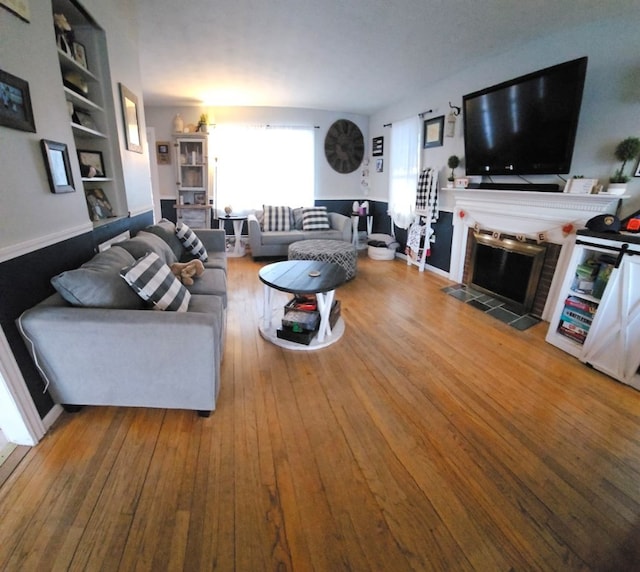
[462,57,588,176]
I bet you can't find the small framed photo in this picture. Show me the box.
[423,115,444,149]
[73,110,97,131]
[0,0,31,22]
[119,83,142,153]
[72,41,88,69]
[40,139,75,194]
[376,158,384,173]
[372,136,384,157]
[194,192,206,205]
[156,141,171,165]
[563,178,598,194]
[0,68,36,132]
[85,188,114,221]
[454,177,469,189]
[77,149,105,178]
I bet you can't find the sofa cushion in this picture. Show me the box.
[302,206,330,230]
[176,222,208,261]
[120,252,191,312]
[144,219,186,261]
[186,268,227,307]
[263,205,291,231]
[51,246,144,309]
[292,207,305,230]
[118,231,178,266]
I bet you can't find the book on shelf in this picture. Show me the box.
[564,295,597,315]
[557,320,587,344]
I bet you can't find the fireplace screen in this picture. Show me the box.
[469,233,547,314]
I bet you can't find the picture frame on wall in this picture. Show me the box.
[156,141,171,165]
[0,68,36,132]
[77,149,105,178]
[119,83,142,153]
[376,158,383,173]
[40,139,75,194]
[423,115,444,148]
[372,136,384,157]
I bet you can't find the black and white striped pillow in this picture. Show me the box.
[176,222,208,262]
[302,206,330,230]
[120,252,191,312]
[262,205,291,231]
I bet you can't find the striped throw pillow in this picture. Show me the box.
[263,205,291,231]
[121,252,191,312]
[302,206,330,230]
[176,222,208,261]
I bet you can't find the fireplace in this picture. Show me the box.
[468,232,546,314]
[450,189,622,321]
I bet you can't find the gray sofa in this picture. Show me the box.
[17,220,227,417]
[248,208,351,259]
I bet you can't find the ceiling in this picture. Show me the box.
[135,0,639,115]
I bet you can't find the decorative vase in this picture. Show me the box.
[173,114,184,133]
[605,183,627,196]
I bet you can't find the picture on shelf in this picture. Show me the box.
[72,41,88,69]
[73,110,97,131]
[85,188,114,221]
[77,149,105,178]
[194,193,206,205]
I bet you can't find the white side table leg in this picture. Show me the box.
[233,219,244,255]
[263,284,273,330]
[315,289,335,343]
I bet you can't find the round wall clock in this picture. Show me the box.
[324,119,365,174]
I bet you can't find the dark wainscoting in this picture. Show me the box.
[0,211,154,419]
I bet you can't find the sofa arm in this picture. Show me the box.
[247,214,263,252]
[329,212,352,242]
[195,228,226,253]
[18,301,223,411]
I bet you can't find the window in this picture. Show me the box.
[211,124,315,213]
[388,116,421,229]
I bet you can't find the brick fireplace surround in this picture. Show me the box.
[449,189,623,321]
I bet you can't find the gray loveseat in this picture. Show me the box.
[18,220,227,417]
[248,208,351,259]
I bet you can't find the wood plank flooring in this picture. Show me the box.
[1,253,639,571]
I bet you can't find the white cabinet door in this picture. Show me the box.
[582,254,640,387]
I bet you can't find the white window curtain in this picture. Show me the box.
[211,124,315,214]
[388,116,421,229]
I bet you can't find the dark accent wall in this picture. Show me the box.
[0,211,154,418]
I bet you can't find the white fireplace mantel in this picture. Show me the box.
[448,189,625,320]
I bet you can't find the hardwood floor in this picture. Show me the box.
[1,253,639,571]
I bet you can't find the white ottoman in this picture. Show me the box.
[288,239,357,280]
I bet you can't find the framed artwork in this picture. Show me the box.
[73,110,97,131]
[84,188,114,221]
[0,68,35,132]
[376,158,383,173]
[40,139,75,194]
[156,141,171,165]
[423,115,444,148]
[72,42,88,69]
[119,83,142,153]
[454,177,470,189]
[563,177,598,194]
[77,149,105,178]
[372,136,384,157]
[0,0,30,22]
[194,192,206,205]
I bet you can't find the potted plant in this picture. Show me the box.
[608,136,640,195]
[447,155,460,188]
[197,113,209,133]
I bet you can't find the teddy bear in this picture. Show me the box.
[170,259,204,286]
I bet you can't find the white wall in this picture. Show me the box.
[144,105,369,204]
[369,15,640,218]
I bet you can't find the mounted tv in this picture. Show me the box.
[463,57,588,176]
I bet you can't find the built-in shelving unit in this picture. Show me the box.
[52,0,126,225]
